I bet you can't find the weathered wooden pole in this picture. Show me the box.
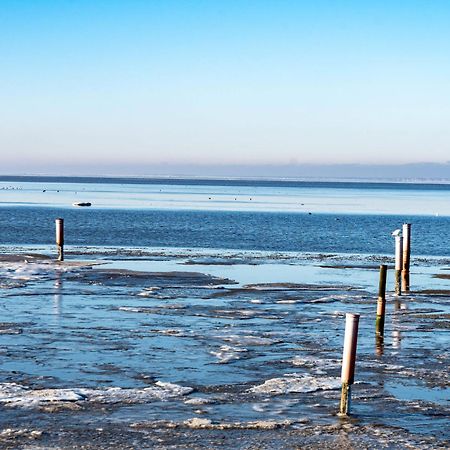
[375,264,387,336]
[339,313,360,416]
[55,218,64,261]
[394,234,403,295]
[401,223,411,292]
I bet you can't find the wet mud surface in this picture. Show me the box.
[0,422,447,449]
[0,250,449,448]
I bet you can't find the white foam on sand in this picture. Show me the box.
[249,374,341,395]
[0,382,193,409]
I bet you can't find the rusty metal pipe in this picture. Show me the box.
[339,313,360,415]
[55,218,64,261]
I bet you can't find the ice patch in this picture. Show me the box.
[0,259,97,278]
[310,295,341,303]
[183,418,213,428]
[157,328,184,336]
[0,383,85,408]
[0,382,193,409]
[249,374,341,395]
[216,334,279,346]
[79,381,192,404]
[118,306,148,313]
[0,428,42,440]
[137,286,161,297]
[182,418,295,430]
[0,328,22,335]
[184,397,213,405]
[210,345,248,363]
[289,356,340,370]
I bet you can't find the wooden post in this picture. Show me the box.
[55,218,64,261]
[339,313,360,416]
[402,223,411,292]
[375,264,387,337]
[394,235,402,295]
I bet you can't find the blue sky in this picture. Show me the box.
[1,1,450,174]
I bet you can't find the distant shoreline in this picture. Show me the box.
[1,174,450,189]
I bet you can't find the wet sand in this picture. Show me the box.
[0,251,449,449]
[0,421,446,449]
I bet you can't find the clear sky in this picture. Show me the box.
[1,1,450,174]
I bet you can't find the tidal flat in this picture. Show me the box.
[0,248,449,449]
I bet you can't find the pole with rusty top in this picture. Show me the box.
[339,313,360,416]
[375,264,387,336]
[55,218,64,261]
[402,223,411,292]
[394,234,403,295]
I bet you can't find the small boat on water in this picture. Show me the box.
[72,202,92,207]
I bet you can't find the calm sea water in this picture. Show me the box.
[0,177,449,256]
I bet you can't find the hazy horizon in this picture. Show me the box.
[1,161,450,182]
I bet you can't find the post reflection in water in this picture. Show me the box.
[392,330,402,349]
[391,298,407,350]
[375,334,384,356]
[394,299,408,311]
[53,270,63,317]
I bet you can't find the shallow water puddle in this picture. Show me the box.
[385,380,450,405]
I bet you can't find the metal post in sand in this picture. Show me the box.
[375,264,387,337]
[375,264,387,355]
[339,313,360,416]
[55,218,64,261]
[394,234,403,295]
[402,223,411,292]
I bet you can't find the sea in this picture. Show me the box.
[0,177,449,449]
